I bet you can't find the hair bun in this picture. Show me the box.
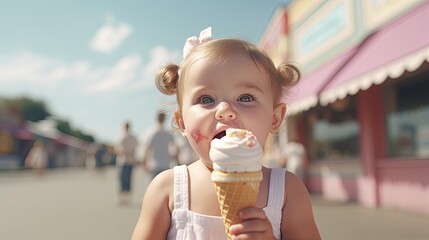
[278,63,300,89]
[156,64,180,95]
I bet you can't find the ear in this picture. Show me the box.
[270,103,287,134]
[174,110,186,136]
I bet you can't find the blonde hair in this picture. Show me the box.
[156,38,300,115]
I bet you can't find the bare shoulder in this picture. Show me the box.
[283,171,312,218]
[146,169,175,211]
[284,171,308,201]
[281,171,321,239]
[150,168,175,190]
[131,169,175,239]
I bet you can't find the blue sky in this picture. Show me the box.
[0,0,289,144]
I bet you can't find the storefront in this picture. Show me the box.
[260,0,429,215]
[0,123,34,169]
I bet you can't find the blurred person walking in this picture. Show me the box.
[141,111,179,179]
[24,139,48,176]
[282,140,307,181]
[84,143,97,171]
[94,143,107,174]
[115,121,138,205]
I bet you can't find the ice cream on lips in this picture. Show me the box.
[210,128,263,172]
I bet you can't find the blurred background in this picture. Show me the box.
[1,0,429,239]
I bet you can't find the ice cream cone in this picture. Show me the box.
[211,170,263,239]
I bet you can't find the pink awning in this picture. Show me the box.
[285,48,358,115]
[320,1,429,105]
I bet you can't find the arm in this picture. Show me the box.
[141,145,151,172]
[171,137,180,166]
[174,144,180,166]
[281,172,321,240]
[113,142,122,157]
[24,147,35,167]
[131,169,174,239]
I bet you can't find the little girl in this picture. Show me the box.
[132,28,321,240]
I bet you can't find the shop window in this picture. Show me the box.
[305,96,360,160]
[0,130,14,154]
[385,68,429,159]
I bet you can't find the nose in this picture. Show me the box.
[215,102,237,120]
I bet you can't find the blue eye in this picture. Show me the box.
[238,94,254,102]
[198,95,214,104]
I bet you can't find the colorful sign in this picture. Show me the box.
[294,0,354,65]
[363,0,423,31]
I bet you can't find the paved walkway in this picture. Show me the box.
[312,195,429,240]
[0,167,428,240]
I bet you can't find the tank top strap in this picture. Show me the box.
[266,168,286,210]
[173,165,189,210]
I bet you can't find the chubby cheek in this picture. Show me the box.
[254,127,271,145]
[187,129,211,160]
[181,105,214,160]
[190,129,209,143]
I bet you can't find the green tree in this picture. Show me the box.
[57,119,95,142]
[57,119,73,135]
[2,96,94,143]
[74,130,95,142]
[3,97,51,122]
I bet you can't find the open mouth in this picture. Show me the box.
[213,130,226,140]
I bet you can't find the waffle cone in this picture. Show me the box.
[211,170,263,239]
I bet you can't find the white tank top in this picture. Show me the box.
[167,165,286,239]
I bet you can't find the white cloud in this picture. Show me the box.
[85,54,142,93]
[0,53,109,90]
[90,16,133,54]
[69,61,106,82]
[133,46,180,90]
[0,47,179,143]
[0,53,67,85]
[0,45,179,96]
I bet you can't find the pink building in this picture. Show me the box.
[260,0,429,215]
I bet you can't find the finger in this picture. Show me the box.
[238,207,267,220]
[231,232,265,240]
[229,219,266,235]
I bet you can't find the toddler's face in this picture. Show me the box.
[176,53,284,166]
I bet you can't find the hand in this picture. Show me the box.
[141,161,149,172]
[229,207,275,240]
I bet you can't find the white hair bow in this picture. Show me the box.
[182,27,212,59]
